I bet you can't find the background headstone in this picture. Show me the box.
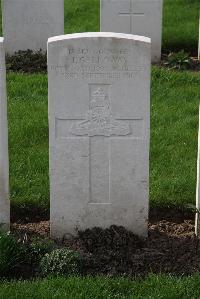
[100,0,163,62]
[196,105,200,235]
[2,0,64,54]
[48,32,151,238]
[198,13,200,60]
[0,37,9,232]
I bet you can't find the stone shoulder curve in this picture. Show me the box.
[48,32,151,45]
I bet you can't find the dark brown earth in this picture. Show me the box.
[160,55,200,71]
[11,209,200,277]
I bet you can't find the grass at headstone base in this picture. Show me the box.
[8,67,200,215]
[1,274,200,298]
[0,0,199,55]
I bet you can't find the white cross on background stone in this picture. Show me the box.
[118,0,145,34]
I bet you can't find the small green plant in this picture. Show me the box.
[40,248,82,277]
[0,233,25,277]
[30,237,55,262]
[164,50,192,70]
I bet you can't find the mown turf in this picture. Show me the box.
[1,274,200,298]
[8,73,49,209]
[162,0,199,54]
[150,68,200,207]
[0,0,199,54]
[64,0,100,33]
[7,68,200,210]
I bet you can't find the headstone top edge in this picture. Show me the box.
[101,0,163,3]
[3,0,63,1]
[48,32,151,45]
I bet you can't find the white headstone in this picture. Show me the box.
[100,0,163,63]
[196,105,200,235]
[0,38,9,232]
[2,0,64,54]
[48,32,151,238]
[198,14,200,60]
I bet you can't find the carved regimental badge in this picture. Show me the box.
[70,87,131,137]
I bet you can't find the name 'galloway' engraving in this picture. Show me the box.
[61,54,129,73]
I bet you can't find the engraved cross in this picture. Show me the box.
[118,0,145,33]
[55,84,143,205]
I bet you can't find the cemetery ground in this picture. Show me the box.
[0,0,200,298]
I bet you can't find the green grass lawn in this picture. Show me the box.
[8,68,200,211]
[0,0,199,54]
[1,274,200,298]
[162,0,199,54]
[8,73,49,210]
[150,68,200,207]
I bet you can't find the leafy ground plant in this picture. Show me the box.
[29,237,56,262]
[163,50,193,70]
[40,248,82,277]
[0,232,25,277]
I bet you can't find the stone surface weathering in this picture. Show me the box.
[2,0,64,54]
[0,37,9,232]
[198,14,200,60]
[48,32,151,238]
[196,105,200,235]
[101,0,163,62]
